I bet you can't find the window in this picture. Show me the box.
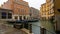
[15,0,18,2]
[8,13,12,19]
[1,12,6,19]
[21,9,24,12]
[19,9,24,12]
[50,9,54,14]
[51,0,54,3]
[18,9,21,12]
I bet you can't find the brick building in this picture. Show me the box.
[2,0,30,20]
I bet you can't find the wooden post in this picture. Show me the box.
[23,23,24,28]
[29,24,32,33]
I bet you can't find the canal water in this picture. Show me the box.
[1,20,55,34]
[30,20,55,34]
[30,21,41,34]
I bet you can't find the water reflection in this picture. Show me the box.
[30,20,55,34]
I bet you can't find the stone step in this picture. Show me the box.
[21,28,34,34]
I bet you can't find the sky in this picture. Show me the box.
[0,0,46,10]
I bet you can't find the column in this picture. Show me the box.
[22,23,24,28]
[6,12,8,19]
[28,23,30,30]
[0,12,1,19]
[22,16,24,20]
[25,15,28,20]
[18,16,20,20]
[12,15,15,20]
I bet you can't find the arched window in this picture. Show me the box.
[15,16,18,20]
[19,16,22,20]
[24,16,26,20]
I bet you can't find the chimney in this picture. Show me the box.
[4,2,5,4]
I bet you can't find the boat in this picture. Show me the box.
[28,19,39,22]
[7,19,39,23]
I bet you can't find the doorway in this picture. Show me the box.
[19,16,22,20]
[24,16,26,20]
[15,16,18,20]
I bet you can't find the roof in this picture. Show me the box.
[0,8,12,11]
